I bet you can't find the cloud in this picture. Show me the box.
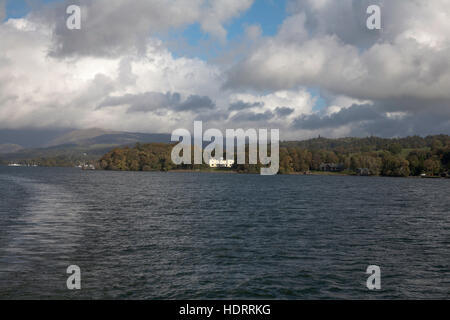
[293,104,382,130]
[226,31,450,102]
[226,0,450,101]
[229,101,263,111]
[1,0,450,140]
[199,0,254,41]
[175,95,216,111]
[287,0,381,48]
[275,107,294,117]
[223,0,450,138]
[33,0,254,57]
[195,110,229,122]
[230,110,274,122]
[98,92,181,113]
[230,89,314,120]
[0,18,223,133]
[292,103,450,138]
[99,91,216,114]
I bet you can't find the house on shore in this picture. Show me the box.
[356,168,371,176]
[319,163,344,172]
[208,157,235,168]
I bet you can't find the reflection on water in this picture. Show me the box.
[0,166,449,299]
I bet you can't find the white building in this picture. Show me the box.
[208,157,235,168]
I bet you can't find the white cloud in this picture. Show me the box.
[0,18,224,133]
[199,0,254,41]
[324,96,372,116]
[227,3,450,101]
[224,0,450,137]
[0,2,317,138]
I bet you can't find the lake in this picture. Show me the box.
[0,166,449,299]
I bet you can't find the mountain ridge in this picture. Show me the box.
[0,128,172,163]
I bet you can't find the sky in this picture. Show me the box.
[1,0,450,140]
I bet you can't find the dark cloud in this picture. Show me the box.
[98,92,215,113]
[293,104,381,130]
[229,101,263,111]
[41,0,157,57]
[361,113,450,138]
[230,110,274,122]
[275,107,294,117]
[175,95,215,111]
[97,92,180,112]
[195,111,230,122]
[292,103,450,138]
[289,0,381,48]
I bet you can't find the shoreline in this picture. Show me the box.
[103,168,450,179]
[2,165,449,179]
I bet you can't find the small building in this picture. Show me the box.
[81,163,96,170]
[209,157,234,168]
[7,163,22,167]
[357,168,371,176]
[319,163,344,172]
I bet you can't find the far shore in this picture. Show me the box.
[2,165,449,179]
[169,168,238,174]
[152,168,450,178]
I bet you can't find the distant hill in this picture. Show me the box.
[0,143,114,166]
[0,128,172,165]
[46,128,171,147]
[45,128,116,147]
[78,132,172,146]
[0,128,172,149]
[0,144,24,154]
[0,128,72,148]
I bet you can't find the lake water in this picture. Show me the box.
[0,166,449,299]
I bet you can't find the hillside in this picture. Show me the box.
[0,144,24,154]
[0,128,171,166]
[45,128,117,147]
[45,128,172,147]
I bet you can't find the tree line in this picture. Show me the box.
[98,135,450,177]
